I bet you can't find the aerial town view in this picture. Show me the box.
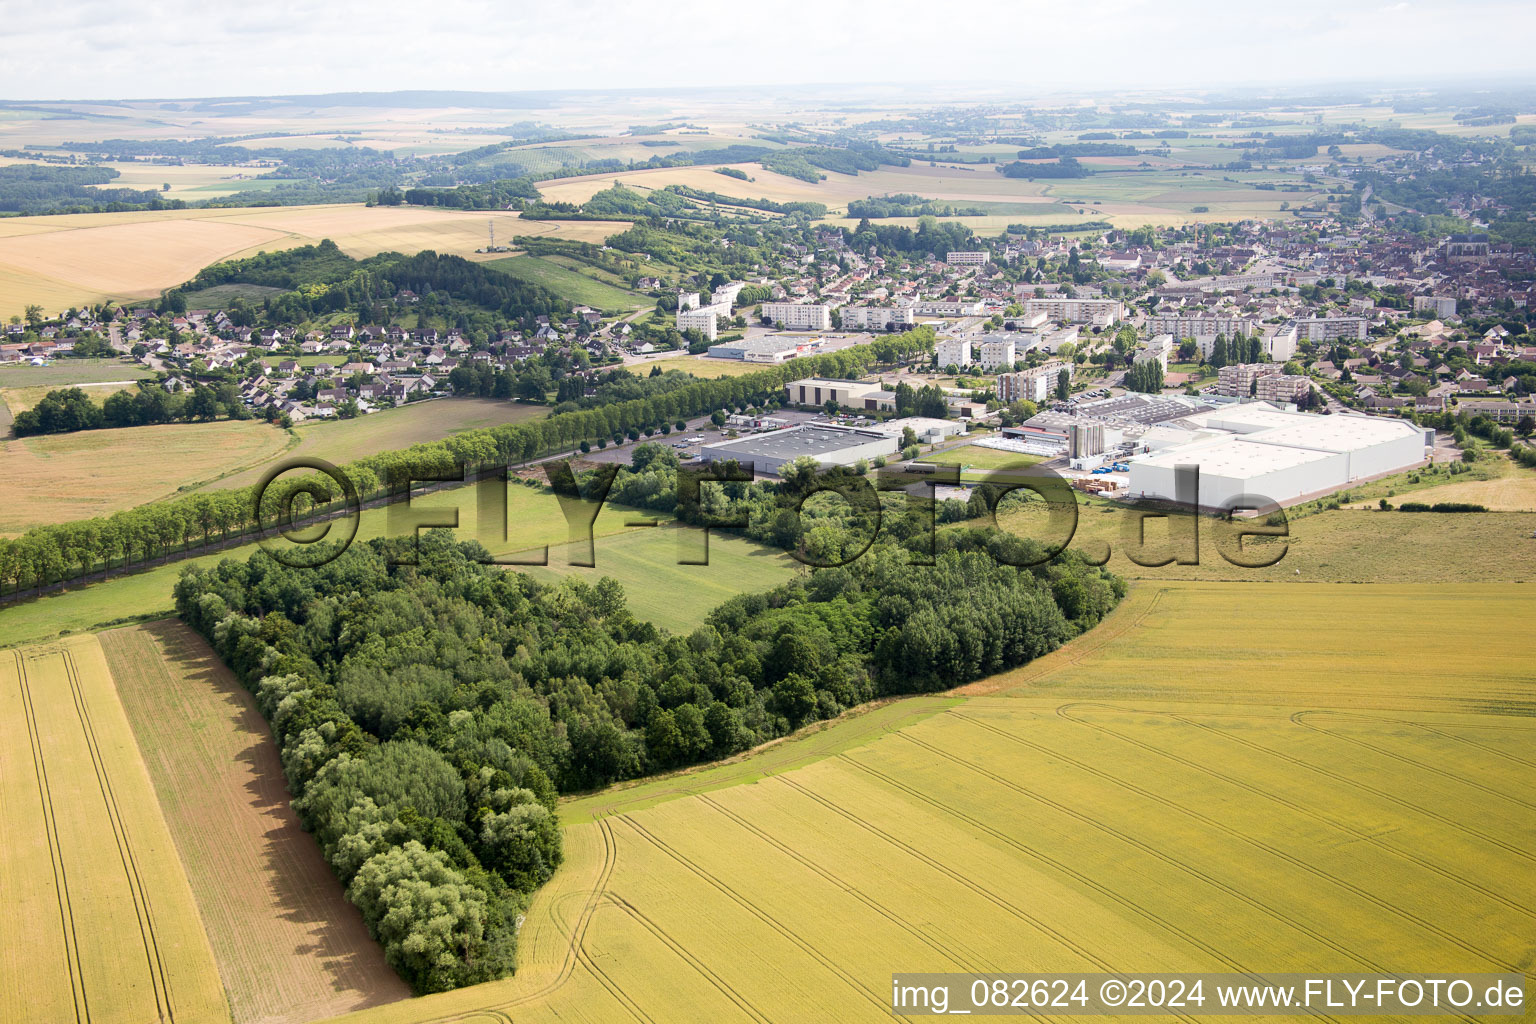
[1,3,1534,1022]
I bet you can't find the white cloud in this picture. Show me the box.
[0,0,1531,100]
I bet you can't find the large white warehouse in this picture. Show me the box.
[1126,405,1430,510]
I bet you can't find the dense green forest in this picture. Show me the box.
[846,194,986,218]
[176,241,571,325]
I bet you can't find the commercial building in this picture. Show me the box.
[707,336,807,362]
[1126,405,1428,510]
[945,250,990,266]
[760,302,832,331]
[871,416,964,443]
[935,337,972,369]
[1022,297,1124,326]
[978,337,1017,371]
[783,377,895,412]
[700,423,897,475]
[840,305,916,330]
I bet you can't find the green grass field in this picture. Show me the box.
[0,483,674,649]
[487,255,648,311]
[0,358,152,390]
[181,283,287,306]
[526,525,801,633]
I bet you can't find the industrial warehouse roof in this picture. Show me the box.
[1132,437,1339,476]
[1180,406,1421,453]
[703,424,892,459]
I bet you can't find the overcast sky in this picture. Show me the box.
[1,0,1532,102]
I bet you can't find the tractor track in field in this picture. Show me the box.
[836,754,1286,988]
[1304,710,1536,770]
[62,646,176,1023]
[946,712,1524,972]
[432,817,620,1023]
[617,814,891,1017]
[697,792,990,975]
[14,649,89,1024]
[893,731,1399,982]
[602,890,773,1024]
[775,774,1135,1024]
[1291,709,1536,812]
[1009,706,1536,922]
[1055,702,1536,866]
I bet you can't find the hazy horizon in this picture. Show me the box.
[3,0,1534,104]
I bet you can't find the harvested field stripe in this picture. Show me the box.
[1291,710,1536,809]
[616,814,891,1016]
[982,707,1536,921]
[939,715,1522,970]
[13,650,89,1024]
[1056,702,1536,865]
[61,648,172,1022]
[892,731,1392,977]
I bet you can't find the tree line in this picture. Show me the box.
[12,383,249,437]
[0,328,935,597]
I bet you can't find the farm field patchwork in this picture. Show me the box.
[0,635,228,1024]
[100,622,412,1024]
[311,580,1536,1024]
[0,205,631,319]
[0,418,293,536]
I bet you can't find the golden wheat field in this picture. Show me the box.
[0,636,228,1024]
[0,205,631,319]
[299,580,1536,1024]
[0,418,293,536]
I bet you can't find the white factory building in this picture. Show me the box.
[1126,405,1430,511]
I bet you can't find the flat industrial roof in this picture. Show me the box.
[1133,438,1339,476]
[703,424,892,459]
